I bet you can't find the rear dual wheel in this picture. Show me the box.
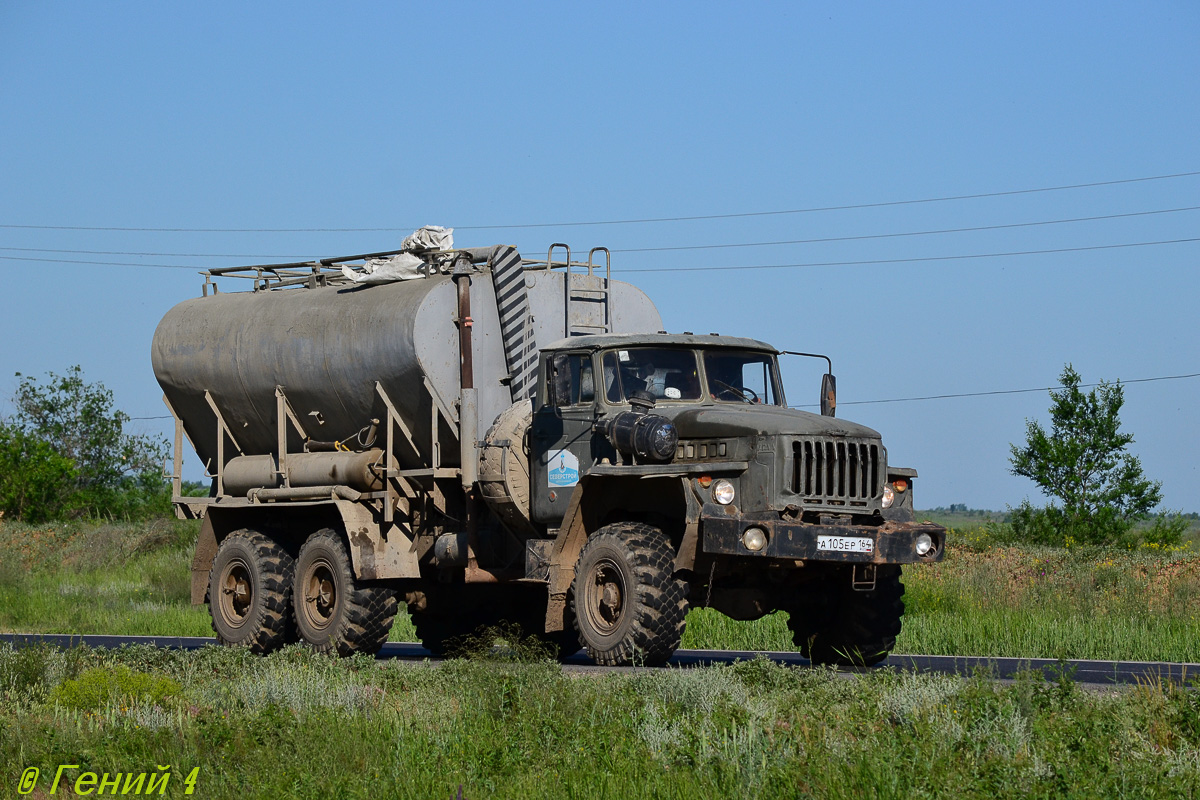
[208,529,296,654]
[293,529,398,657]
[208,528,398,657]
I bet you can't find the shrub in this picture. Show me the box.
[0,422,77,523]
[53,665,181,710]
[4,366,170,522]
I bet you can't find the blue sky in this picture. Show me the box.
[1,2,1197,510]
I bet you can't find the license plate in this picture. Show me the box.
[817,535,874,554]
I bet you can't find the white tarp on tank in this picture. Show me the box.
[341,226,454,284]
[401,225,453,252]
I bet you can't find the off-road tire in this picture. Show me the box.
[571,522,688,667]
[293,529,398,657]
[208,529,296,654]
[786,565,904,667]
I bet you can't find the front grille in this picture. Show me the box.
[792,438,881,505]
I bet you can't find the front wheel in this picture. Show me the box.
[571,522,688,666]
[294,529,398,656]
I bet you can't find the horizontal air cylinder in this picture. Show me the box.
[222,449,385,496]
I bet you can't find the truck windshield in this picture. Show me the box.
[601,348,702,402]
[703,350,782,405]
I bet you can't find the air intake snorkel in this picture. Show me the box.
[594,390,678,463]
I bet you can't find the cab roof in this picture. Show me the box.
[542,332,778,353]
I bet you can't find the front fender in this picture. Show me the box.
[544,473,692,630]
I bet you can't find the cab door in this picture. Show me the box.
[530,351,599,525]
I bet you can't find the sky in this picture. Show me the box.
[1,2,1197,511]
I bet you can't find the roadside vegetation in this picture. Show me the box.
[0,366,173,523]
[3,642,1200,799]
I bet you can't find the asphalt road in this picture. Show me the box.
[3,633,1195,687]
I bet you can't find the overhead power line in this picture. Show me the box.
[0,255,197,269]
[3,204,1196,261]
[611,205,1200,254]
[0,246,306,259]
[792,372,1200,409]
[1,169,1197,233]
[2,236,1198,272]
[619,237,1200,273]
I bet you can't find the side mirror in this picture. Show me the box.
[550,353,572,407]
[820,373,837,417]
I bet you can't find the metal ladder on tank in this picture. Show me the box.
[549,244,611,337]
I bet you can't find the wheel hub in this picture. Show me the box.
[219,560,253,626]
[303,563,338,629]
[585,559,626,634]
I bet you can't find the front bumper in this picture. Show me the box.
[700,504,946,564]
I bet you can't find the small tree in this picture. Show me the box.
[0,421,77,523]
[9,366,170,520]
[1009,364,1162,545]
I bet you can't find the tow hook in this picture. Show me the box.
[852,563,877,592]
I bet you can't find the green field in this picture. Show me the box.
[3,642,1200,798]
[4,516,1200,662]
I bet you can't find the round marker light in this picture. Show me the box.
[892,479,908,492]
[882,484,895,509]
[742,526,767,552]
[915,533,933,556]
[712,479,736,505]
[697,475,713,488]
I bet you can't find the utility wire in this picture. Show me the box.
[0,255,198,269]
[0,246,307,259]
[2,169,1197,233]
[2,235,1198,272]
[619,237,1200,273]
[610,205,1200,254]
[792,372,1200,408]
[3,204,1196,260]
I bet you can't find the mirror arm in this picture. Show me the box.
[779,350,833,374]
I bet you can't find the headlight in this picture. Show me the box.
[882,484,895,508]
[712,479,736,505]
[742,526,767,551]
[915,532,933,556]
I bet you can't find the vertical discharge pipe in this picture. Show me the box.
[454,258,478,490]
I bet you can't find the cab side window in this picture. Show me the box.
[549,353,595,406]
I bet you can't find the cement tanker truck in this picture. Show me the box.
[153,242,946,666]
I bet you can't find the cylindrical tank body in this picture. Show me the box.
[152,267,661,474]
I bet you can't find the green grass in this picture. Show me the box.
[0,518,215,637]
[2,643,1199,798]
[6,516,1200,662]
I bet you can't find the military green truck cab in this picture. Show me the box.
[527,334,945,666]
